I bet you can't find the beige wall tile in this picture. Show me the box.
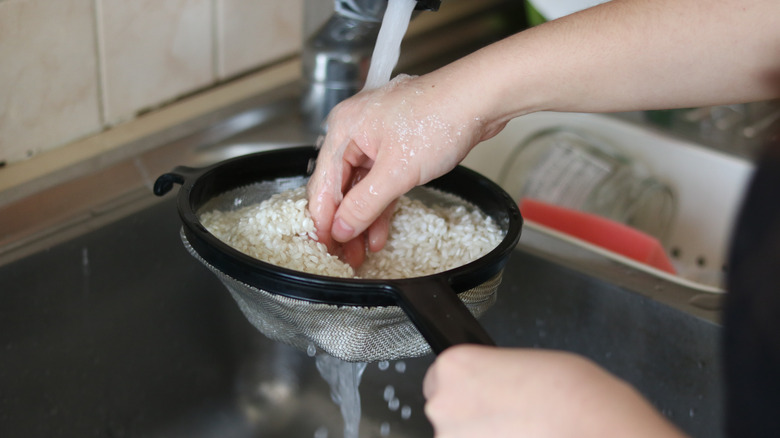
[98,0,214,124]
[0,0,101,165]
[216,0,302,79]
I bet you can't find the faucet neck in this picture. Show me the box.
[301,0,441,133]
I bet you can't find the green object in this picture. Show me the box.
[525,1,547,26]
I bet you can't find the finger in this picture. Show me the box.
[307,137,356,252]
[367,199,397,252]
[307,176,337,252]
[339,234,367,270]
[422,360,439,401]
[332,167,412,242]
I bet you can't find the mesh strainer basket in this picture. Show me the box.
[154,146,522,363]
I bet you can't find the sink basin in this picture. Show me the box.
[0,143,723,438]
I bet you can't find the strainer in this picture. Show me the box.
[154,146,522,362]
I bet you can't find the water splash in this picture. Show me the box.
[315,354,368,438]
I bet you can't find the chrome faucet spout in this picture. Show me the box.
[301,0,441,133]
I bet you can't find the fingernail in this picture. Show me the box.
[332,216,355,242]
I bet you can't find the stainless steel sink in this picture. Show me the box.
[0,190,723,437]
[0,7,723,436]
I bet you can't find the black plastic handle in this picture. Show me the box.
[389,277,495,354]
[153,166,202,197]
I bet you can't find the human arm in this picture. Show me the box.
[422,345,688,438]
[307,0,780,259]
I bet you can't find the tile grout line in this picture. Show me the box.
[91,0,109,128]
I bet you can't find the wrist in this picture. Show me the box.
[430,34,554,138]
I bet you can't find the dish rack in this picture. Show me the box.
[462,112,754,291]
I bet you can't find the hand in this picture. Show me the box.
[423,345,687,438]
[307,74,499,267]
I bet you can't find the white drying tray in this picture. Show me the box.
[462,112,755,291]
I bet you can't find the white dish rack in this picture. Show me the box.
[462,112,755,292]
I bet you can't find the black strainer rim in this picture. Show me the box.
[155,145,522,307]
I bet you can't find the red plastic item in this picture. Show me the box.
[519,198,677,274]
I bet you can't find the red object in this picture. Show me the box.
[519,198,676,274]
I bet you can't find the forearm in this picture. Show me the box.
[427,0,780,131]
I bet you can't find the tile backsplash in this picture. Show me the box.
[0,0,303,166]
[0,0,102,164]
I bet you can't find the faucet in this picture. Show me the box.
[301,0,442,133]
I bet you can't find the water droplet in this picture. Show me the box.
[383,385,395,402]
[689,408,696,418]
[378,361,390,371]
[314,426,328,438]
[401,405,412,420]
[394,361,406,373]
[380,422,391,436]
[307,344,317,357]
[389,397,400,411]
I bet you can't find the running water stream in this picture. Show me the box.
[363,0,418,91]
[315,1,418,437]
[316,354,369,438]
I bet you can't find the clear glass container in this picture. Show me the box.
[497,127,676,242]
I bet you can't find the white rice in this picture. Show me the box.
[200,186,503,279]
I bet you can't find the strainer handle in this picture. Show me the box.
[390,278,495,354]
[153,166,202,196]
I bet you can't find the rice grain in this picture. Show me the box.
[200,185,503,279]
